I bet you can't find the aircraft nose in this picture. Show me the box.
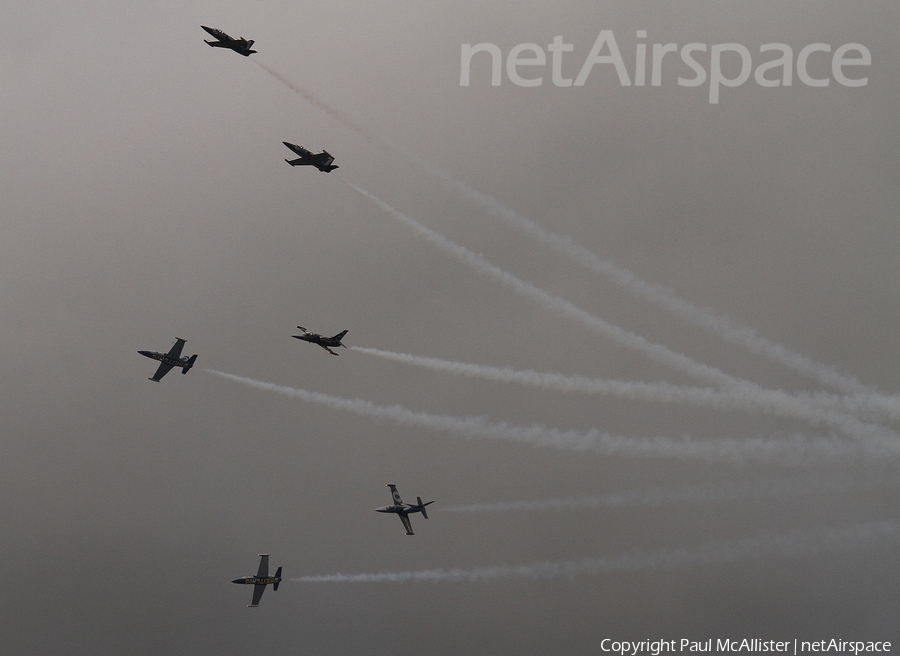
[375,506,389,513]
[138,350,152,357]
[231,578,244,584]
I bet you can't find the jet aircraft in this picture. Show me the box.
[232,554,282,607]
[292,326,348,356]
[201,25,257,56]
[138,338,197,382]
[283,142,339,172]
[375,484,434,536]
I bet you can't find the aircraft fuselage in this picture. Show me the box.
[295,334,340,347]
[138,351,192,367]
[375,504,414,515]
[232,576,281,586]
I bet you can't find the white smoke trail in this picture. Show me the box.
[353,345,731,403]
[253,60,377,142]
[204,370,892,462]
[793,389,900,427]
[351,346,886,429]
[398,150,877,397]
[343,184,898,446]
[441,475,890,513]
[293,520,900,583]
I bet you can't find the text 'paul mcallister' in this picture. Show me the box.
[598,639,891,655]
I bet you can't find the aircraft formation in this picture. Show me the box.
[135,28,431,607]
[123,23,894,617]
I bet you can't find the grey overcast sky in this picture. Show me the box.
[2,1,899,654]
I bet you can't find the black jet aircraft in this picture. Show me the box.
[138,338,197,382]
[232,554,283,607]
[292,326,348,356]
[375,484,434,536]
[283,142,339,172]
[201,25,257,56]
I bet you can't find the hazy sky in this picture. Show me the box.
[1,1,899,654]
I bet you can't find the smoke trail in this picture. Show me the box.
[253,60,376,142]
[294,519,900,583]
[343,184,898,446]
[351,346,887,429]
[353,345,731,403]
[204,370,891,462]
[793,389,900,427]
[399,150,877,397]
[441,474,890,513]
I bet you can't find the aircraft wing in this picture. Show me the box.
[310,152,335,167]
[256,554,270,578]
[388,485,404,506]
[250,584,266,607]
[399,514,414,535]
[166,339,186,359]
[150,362,174,382]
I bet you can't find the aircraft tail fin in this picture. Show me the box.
[332,330,348,342]
[273,567,282,590]
[417,497,429,519]
[183,354,198,373]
